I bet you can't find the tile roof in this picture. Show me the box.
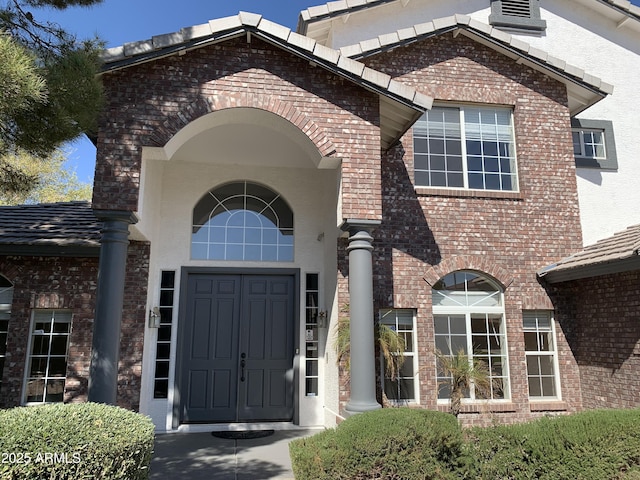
[298,0,640,31]
[335,14,612,114]
[538,224,640,283]
[0,202,101,256]
[100,12,432,150]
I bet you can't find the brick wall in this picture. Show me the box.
[96,36,382,221]
[548,270,640,410]
[0,241,149,410]
[335,32,586,424]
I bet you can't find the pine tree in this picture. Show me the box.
[0,0,103,194]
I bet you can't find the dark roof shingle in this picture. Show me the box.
[0,202,101,255]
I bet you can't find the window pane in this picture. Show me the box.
[48,357,67,377]
[26,379,45,402]
[485,174,500,190]
[156,343,171,359]
[45,379,65,402]
[53,321,70,334]
[155,361,170,378]
[154,380,169,399]
[539,356,555,375]
[161,271,176,288]
[468,173,484,189]
[524,331,538,351]
[29,357,47,377]
[398,379,415,399]
[191,182,294,262]
[450,316,467,335]
[541,377,556,397]
[448,172,464,188]
[31,336,49,356]
[431,171,447,186]
[528,376,542,397]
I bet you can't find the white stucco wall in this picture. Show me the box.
[319,0,640,246]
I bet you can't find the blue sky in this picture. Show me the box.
[41,0,639,183]
[45,0,315,182]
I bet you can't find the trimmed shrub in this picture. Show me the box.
[289,408,468,479]
[466,408,640,479]
[291,408,640,479]
[0,402,155,480]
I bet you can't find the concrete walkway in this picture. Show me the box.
[150,429,316,479]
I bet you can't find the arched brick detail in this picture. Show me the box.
[423,256,515,290]
[147,95,337,158]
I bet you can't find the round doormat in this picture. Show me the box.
[212,429,274,440]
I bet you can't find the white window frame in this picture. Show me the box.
[23,310,72,405]
[523,310,562,401]
[413,105,519,193]
[379,309,419,405]
[433,272,511,403]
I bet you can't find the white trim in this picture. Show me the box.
[523,310,562,401]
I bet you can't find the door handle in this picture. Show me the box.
[240,358,246,382]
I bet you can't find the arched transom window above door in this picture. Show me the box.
[191,182,294,262]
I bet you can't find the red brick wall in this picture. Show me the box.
[96,36,383,220]
[0,241,149,410]
[338,32,585,424]
[548,270,640,410]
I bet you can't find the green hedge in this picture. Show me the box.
[289,408,467,479]
[467,408,640,479]
[0,402,155,480]
[290,408,640,480]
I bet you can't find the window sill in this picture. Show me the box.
[415,187,523,200]
[437,402,517,414]
[529,400,567,412]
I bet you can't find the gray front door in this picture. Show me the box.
[180,274,295,423]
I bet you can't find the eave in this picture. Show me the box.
[100,12,433,150]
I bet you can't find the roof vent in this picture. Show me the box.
[489,0,547,31]
[501,0,531,18]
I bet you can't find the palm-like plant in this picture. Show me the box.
[335,308,406,402]
[435,348,493,417]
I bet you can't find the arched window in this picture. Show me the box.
[191,182,294,262]
[432,270,509,401]
[0,275,13,395]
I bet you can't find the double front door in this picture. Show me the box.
[180,274,295,423]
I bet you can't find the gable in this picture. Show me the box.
[100,11,433,151]
[299,0,640,43]
[336,14,612,115]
